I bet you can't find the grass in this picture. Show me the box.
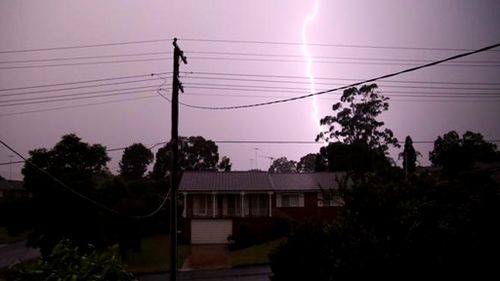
[0,227,29,244]
[229,238,286,267]
[125,235,191,274]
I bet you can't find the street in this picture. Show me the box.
[0,240,40,268]
[139,265,271,281]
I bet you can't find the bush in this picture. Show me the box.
[10,239,137,281]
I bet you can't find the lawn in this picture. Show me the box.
[125,235,191,274]
[0,227,29,244]
[229,238,286,267]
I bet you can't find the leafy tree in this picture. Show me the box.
[430,130,498,175]
[11,239,137,281]
[317,141,391,174]
[217,156,232,171]
[297,153,317,172]
[268,157,297,173]
[271,170,500,280]
[119,143,153,179]
[399,135,420,174]
[152,136,230,178]
[316,84,398,173]
[22,134,111,257]
[317,84,399,151]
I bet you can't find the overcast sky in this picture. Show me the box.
[1,0,500,180]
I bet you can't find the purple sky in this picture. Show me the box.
[1,0,500,180]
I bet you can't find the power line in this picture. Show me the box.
[0,77,168,98]
[0,72,170,92]
[0,139,171,219]
[0,39,172,54]
[186,56,500,67]
[0,85,162,104]
[168,42,500,110]
[0,95,158,117]
[182,81,500,92]
[0,57,171,70]
[0,89,158,107]
[3,37,500,54]
[182,74,500,87]
[180,38,500,52]
[2,50,499,65]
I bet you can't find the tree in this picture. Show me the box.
[297,153,318,172]
[429,130,498,175]
[317,84,399,151]
[270,170,500,279]
[22,134,111,257]
[217,156,232,171]
[12,239,137,281]
[268,157,297,173]
[399,136,420,174]
[316,84,399,174]
[119,143,153,179]
[152,136,230,178]
[317,141,391,174]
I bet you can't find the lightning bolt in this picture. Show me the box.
[301,0,321,131]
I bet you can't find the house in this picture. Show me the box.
[0,179,30,200]
[178,171,346,244]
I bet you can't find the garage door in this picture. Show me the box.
[191,219,232,244]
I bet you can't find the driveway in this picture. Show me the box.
[139,265,271,281]
[181,244,230,271]
[0,240,40,268]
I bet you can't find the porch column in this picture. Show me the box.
[240,192,245,217]
[182,192,187,218]
[268,192,273,217]
[212,192,217,218]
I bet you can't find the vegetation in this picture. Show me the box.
[316,84,399,174]
[229,238,286,267]
[119,143,154,179]
[10,239,137,281]
[430,130,498,175]
[268,157,297,173]
[125,235,191,274]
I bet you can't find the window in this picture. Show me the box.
[280,193,303,207]
[193,195,209,216]
[318,192,344,207]
[223,194,241,217]
[247,194,269,217]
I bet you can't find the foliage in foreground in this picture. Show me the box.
[270,170,500,280]
[10,239,137,281]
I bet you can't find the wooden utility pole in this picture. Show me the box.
[170,38,186,281]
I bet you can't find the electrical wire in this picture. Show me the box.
[0,57,171,70]
[0,72,170,92]
[0,39,172,54]
[0,95,158,117]
[167,42,500,110]
[179,38,500,52]
[0,139,172,219]
[184,71,500,86]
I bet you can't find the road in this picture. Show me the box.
[0,240,40,268]
[139,265,272,281]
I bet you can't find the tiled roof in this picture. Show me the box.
[179,171,345,192]
[0,180,24,191]
[179,171,273,192]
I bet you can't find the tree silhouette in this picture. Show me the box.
[430,130,498,175]
[152,136,230,178]
[119,143,153,179]
[297,153,317,172]
[217,156,232,171]
[399,136,420,174]
[316,84,398,174]
[21,134,110,257]
[269,157,297,173]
